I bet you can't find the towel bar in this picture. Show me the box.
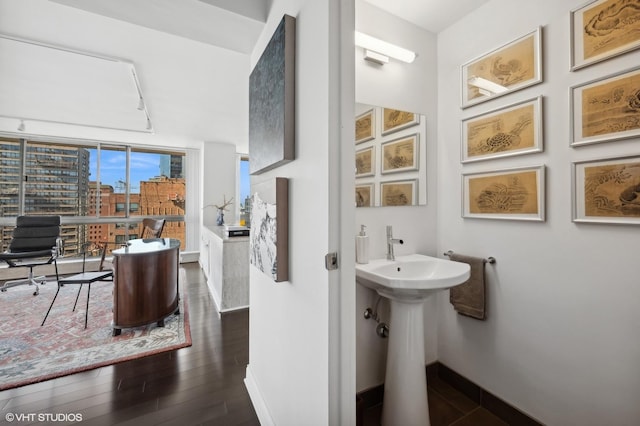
[443,250,495,264]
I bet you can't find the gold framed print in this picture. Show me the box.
[570,65,640,146]
[462,165,545,221]
[572,155,640,225]
[380,180,417,206]
[355,146,375,178]
[461,27,542,109]
[570,0,640,71]
[381,134,419,174]
[355,108,375,144]
[355,183,374,208]
[461,96,543,163]
[381,108,419,135]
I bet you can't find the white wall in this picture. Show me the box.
[354,0,439,392]
[437,0,640,424]
[244,0,352,424]
[201,142,237,226]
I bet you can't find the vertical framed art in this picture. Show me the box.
[355,108,375,144]
[570,0,640,71]
[355,146,375,177]
[461,27,542,108]
[355,183,374,207]
[249,15,296,175]
[250,177,289,282]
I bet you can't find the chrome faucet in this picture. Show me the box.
[386,225,403,261]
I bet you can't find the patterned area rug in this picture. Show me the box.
[0,268,191,391]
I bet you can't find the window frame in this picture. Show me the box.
[0,135,187,253]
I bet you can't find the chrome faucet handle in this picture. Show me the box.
[386,225,403,260]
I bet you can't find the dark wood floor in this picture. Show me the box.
[0,263,259,426]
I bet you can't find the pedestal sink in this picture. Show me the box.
[356,254,470,426]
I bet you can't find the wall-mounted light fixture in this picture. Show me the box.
[17,120,25,132]
[355,31,416,65]
[467,76,508,96]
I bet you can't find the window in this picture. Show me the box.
[0,138,187,254]
[238,155,250,226]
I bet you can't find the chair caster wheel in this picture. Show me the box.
[112,329,121,336]
[1,289,6,292]
[33,291,38,296]
[157,319,165,328]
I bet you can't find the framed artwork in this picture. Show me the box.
[381,134,419,174]
[570,65,640,146]
[250,177,289,282]
[461,96,543,163]
[355,109,375,144]
[249,15,296,175]
[461,27,542,109]
[381,108,419,135]
[355,183,374,207]
[572,155,640,225]
[355,146,375,177]
[570,0,640,71]
[462,165,545,221]
[380,180,417,206]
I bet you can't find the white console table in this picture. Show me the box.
[200,225,249,314]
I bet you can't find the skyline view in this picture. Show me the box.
[89,150,170,192]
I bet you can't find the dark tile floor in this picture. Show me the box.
[363,377,508,426]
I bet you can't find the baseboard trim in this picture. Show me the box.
[357,361,542,425]
[244,365,275,426]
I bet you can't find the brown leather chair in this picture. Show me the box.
[97,218,166,272]
[141,218,165,239]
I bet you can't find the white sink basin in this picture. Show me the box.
[356,253,470,300]
[356,253,471,425]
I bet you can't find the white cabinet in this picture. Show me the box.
[200,225,249,314]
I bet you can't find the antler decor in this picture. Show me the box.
[214,195,233,211]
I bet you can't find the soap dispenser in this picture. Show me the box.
[356,225,369,264]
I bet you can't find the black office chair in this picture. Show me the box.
[0,215,62,296]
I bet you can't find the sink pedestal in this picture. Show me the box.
[381,295,430,426]
[355,254,470,426]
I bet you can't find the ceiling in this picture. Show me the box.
[50,0,270,54]
[12,0,488,147]
[364,0,490,34]
[50,0,490,53]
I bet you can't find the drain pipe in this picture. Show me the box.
[363,295,389,338]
